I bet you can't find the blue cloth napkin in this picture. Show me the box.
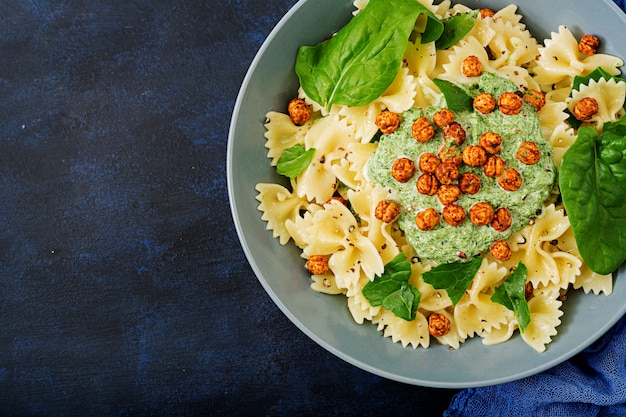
[444,317,626,416]
[446,2,626,414]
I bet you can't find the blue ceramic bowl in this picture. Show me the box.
[228,0,626,387]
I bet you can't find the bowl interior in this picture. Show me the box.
[228,0,626,387]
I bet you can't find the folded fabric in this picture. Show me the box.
[444,317,626,416]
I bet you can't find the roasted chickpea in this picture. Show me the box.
[474,92,496,114]
[573,97,599,121]
[444,122,467,146]
[462,145,487,167]
[578,34,600,56]
[419,152,441,174]
[391,157,416,183]
[375,110,401,134]
[438,184,461,205]
[438,146,463,167]
[498,168,523,191]
[479,132,503,155]
[288,98,312,126]
[416,208,440,231]
[375,200,400,223]
[498,92,523,115]
[435,162,460,185]
[326,196,349,207]
[306,255,329,275]
[433,108,455,128]
[412,116,436,143]
[480,8,495,19]
[525,282,534,300]
[491,207,513,232]
[417,173,440,196]
[459,172,481,195]
[484,155,505,178]
[462,55,483,77]
[490,240,512,261]
[428,313,451,337]
[523,89,546,111]
[469,202,494,226]
[442,204,466,227]
[516,141,541,165]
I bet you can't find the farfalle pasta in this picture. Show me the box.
[256,0,624,352]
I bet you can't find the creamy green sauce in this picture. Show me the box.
[366,73,557,264]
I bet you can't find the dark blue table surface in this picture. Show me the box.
[0,1,622,416]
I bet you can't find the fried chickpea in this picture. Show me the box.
[469,202,494,226]
[375,200,400,223]
[525,282,534,300]
[412,116,436,143]
[306,255,329,275]
[578,34,600,56]
[416,208,440,231]
[459,172,481,195]
[326,196,348,207]
[287,98,312,126]
[498,92,523,115]
[462,55,483,77]
[438,184,461,205]
[417,173,440,196]
[516,141,541,165]
[435,162,460,185]
[484,155,505,178]
[442,204,466,227]
[523,90,546,111]
[438,146,463,167]
[433,108,455,128]
[428,313,451,337]
[490,240,512,261]
[479,131,503,155]
[573,97,599,121]
[375,110,401,134]
[391,157,416,183]
[419,152,441,174]
[444,122,467,146]
[462,145,487,167]
[480,8,495,19]
[474,92,496,114]
[498,168,523,191]
[491,207,513,232]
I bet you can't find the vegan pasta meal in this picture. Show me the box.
[255,0,626,352]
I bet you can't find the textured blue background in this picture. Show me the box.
[0,1,624,416]
[0,0,457,415]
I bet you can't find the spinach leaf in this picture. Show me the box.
[432,78,474,112]
[362,253,421,321]
[295,0,441,110]
[422,257,482,305]
[571,67,626,94]
[276,144,316,179]
[560,117,626,275]
[491,262,531,333]
[436,11,478,50]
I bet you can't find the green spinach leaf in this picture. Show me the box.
[435,11,478,50]
[422,257,482,305]
[491,262,531,333]
[432,78,474,112]
[276,144,316,179]
[295,0,441,110]
[362,253,421,321]
[560,116,626,275]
